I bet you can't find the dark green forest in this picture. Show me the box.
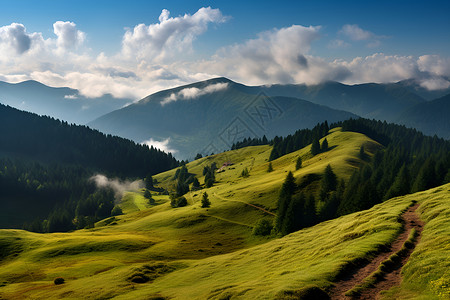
[0,104,179,231]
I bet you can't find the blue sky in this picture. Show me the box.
[0,0,449,98]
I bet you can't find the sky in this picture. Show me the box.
[0,0,449,100]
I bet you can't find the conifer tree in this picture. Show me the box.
[275,171,296,233]
[267,162,273,173]
[321,138,328,152]
[311,139,321,156]
[384,164,410,199]
[295,157,302,170]
[201,192,211,208]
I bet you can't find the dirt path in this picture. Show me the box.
[213,192,276,216]
[329,203,423,299]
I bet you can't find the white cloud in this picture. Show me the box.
[64,94,78,99]
[121,7,227,62]
[194,24,321,85]
[142,138,178,154]
[0,23,43,55]
[339,24,384,48]
[161,82,228,105]
[340,24,374,41]
[1,12,450,101]
[53,21,85,51]
[419,78,450,90]
[90,174,144,203]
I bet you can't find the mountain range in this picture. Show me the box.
[1,77,449,159]
[0,80,130,124]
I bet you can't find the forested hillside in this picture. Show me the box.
[0,104,178,230]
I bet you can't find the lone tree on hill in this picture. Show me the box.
[321,138,328,152]
[267,162,273,173]
[295,157,302,170]
[201,192,211,208]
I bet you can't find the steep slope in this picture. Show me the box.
[0,80,130,124]
[261,81,425,121]
[396,93,450,139]
[89,78,357,159]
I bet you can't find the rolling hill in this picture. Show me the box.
[0,127,448,298]
[0,80,131,124]
[88,78,358,159]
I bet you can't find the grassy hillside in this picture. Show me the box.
[0,130,448,299]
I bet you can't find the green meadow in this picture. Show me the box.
[0,129,448,299]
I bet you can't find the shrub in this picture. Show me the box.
[110,206,123,216]
[54,277,65,285]
[252,219,273,236]
[177,196,188,207]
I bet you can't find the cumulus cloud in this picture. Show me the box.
[194,25,321,85]
[340,24,374,41]
[161,82,228,105]
[338,24,385,48]
[121,7,227,62]
[1,11,450,102]
[53,21,85,51]
[0,23,41,54]
[90,174,144,203]
[142,138,178,154]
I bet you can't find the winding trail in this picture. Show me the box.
[213,192,276,216]
[329,203,424,299]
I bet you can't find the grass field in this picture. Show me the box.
[0,129,448,299]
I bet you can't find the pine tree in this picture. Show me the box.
[412,158,437,192]
[144,189,152,199]
[321,138,328,152]
[320,164,337,197]
[144,174,153,190]
[275,171,296,233]
[295,157,302,170]
[267,162,273,173]
[311,139,321,156]
[191,177,200,190]
[282,192,304,235]
[303,193,317,227]
[384,164,410,200]
[201,192,211,208]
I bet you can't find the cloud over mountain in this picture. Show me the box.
[0,7,449,100]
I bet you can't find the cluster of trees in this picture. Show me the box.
[231,136,269,150]
[311,138,329,156]
[174,165,194,196]
[274,172,318,235]
[22,185,117,233]
[334,118,450,216]
[203,163,217,188]
[269,121,330,160]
